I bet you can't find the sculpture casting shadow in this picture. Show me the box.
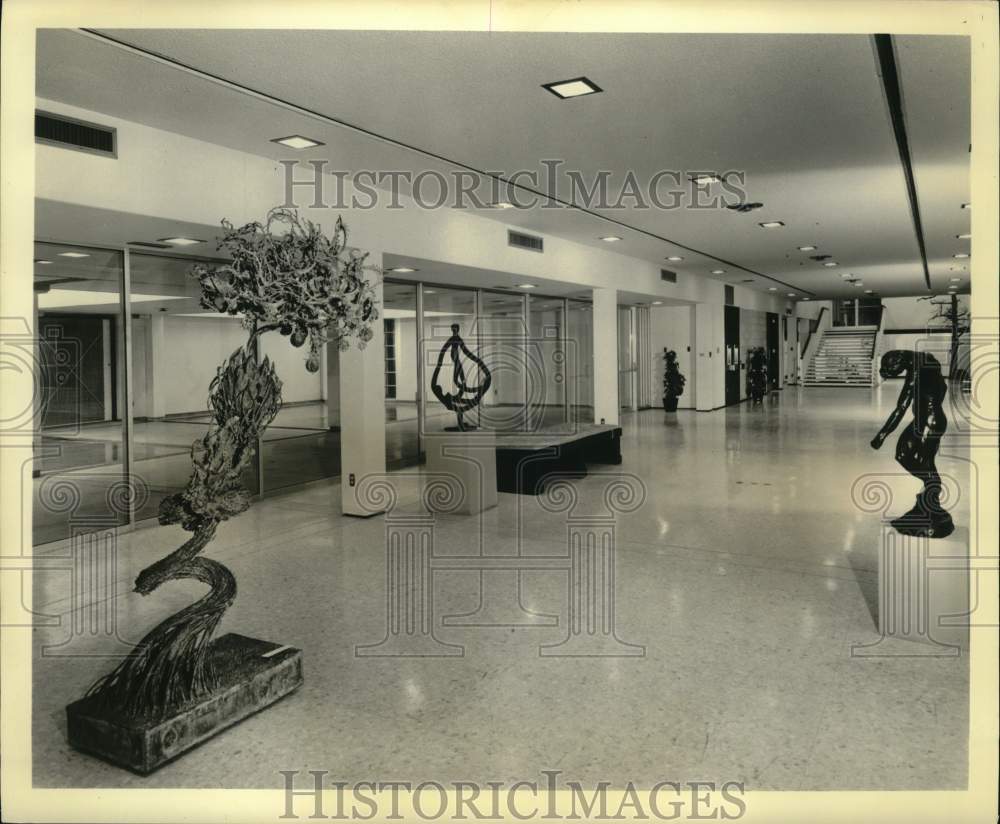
[870,349,954,539]
[430,324,492,431]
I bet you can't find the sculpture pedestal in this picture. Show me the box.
[424,431,497,515]
[66,634,303,774]
[853,526,969,656]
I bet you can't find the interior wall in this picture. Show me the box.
[649,305,695,409]
[130,314,322,417]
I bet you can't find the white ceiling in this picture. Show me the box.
[35,28,971,299]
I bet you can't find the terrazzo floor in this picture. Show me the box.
[30,387,972,790]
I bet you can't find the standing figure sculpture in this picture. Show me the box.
[870,350,954,538]
[747,347,768,406]
[430,324,492,431]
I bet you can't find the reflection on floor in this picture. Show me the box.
[30,388,971,790]
[32,401,592,544]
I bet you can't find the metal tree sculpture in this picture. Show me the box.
[85,209,378,718]
[430,324,492,431]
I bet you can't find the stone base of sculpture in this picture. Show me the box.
[890,496,955,539]
[67,634,302,774]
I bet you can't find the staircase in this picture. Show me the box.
[804,327,876,387]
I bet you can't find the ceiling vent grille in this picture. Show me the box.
[35,111,116,157]
[660,269,677,283]
[508,230,544,253]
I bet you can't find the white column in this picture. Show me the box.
[592,287,619,426]
[148,314,167,419]
[694,303,717,411]
[340,262,386,516]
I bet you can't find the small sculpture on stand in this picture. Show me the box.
[747,347,768,405]
[430,324,492,431]
[662,349,686,412]
[870,350,954,538]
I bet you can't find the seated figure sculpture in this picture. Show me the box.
[430,324,492,431]
[870,349,954,538]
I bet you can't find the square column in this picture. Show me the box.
[592,287,619,426]
[339,262,385,516]
[694,302,723,411]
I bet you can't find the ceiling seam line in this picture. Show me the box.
[74,27,814,298]
[872,33,932,291]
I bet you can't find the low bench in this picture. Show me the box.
[494,424,623,495]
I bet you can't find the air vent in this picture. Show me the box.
[809,254,832,262]
[128,241,172,250]
[508,230,544,253]
[35,111,116,157]
[725,285,735,305]
[660,269,677,283]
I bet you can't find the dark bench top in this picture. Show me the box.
[493,423,622,451]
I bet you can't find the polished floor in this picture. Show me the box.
[31,387,971,789]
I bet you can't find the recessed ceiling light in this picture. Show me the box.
[853,281,864,287]
[690,173,722,186]
[271,135,325,150]
[864,289,874,294]
[758,221,785,229]
[802,297,811,301]
[490,201,516,209]
[823,261,838,267]
[541,76,603,99]
[652,300,663,305]
[600,236,622,242]
[666,255,684,262]
[517,283,537,289]
[34,259,52,265]
[949,277,961,283]
[797,245,817,252]
[787,292,796,297]
[158,237,205,246]
[840,273,853,279]
[711,269,726,275]
[953,253,970,259]
[387,267,418,273]
[961,203,971,209]
[768,287,778,291]
[423,289,436,294]
[956,233,971,239]
[58,251,90,258]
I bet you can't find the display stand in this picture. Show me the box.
[423,431,498,515]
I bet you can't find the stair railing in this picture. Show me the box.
[801,306,830,378]
[869,304,886,386]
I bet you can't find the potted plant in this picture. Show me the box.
[747,346,767,404]
[662,348,686,411]
[66,208,379,774]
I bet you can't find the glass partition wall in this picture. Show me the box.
[31,251,597,545]
[382,279,596,470]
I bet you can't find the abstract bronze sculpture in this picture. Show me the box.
[430,324,492,431]
[68,209,378,771]
[870,349,954,538]
[747,347,767,405]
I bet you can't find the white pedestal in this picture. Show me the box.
[423,431,498,515]
[856,525,969,655]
